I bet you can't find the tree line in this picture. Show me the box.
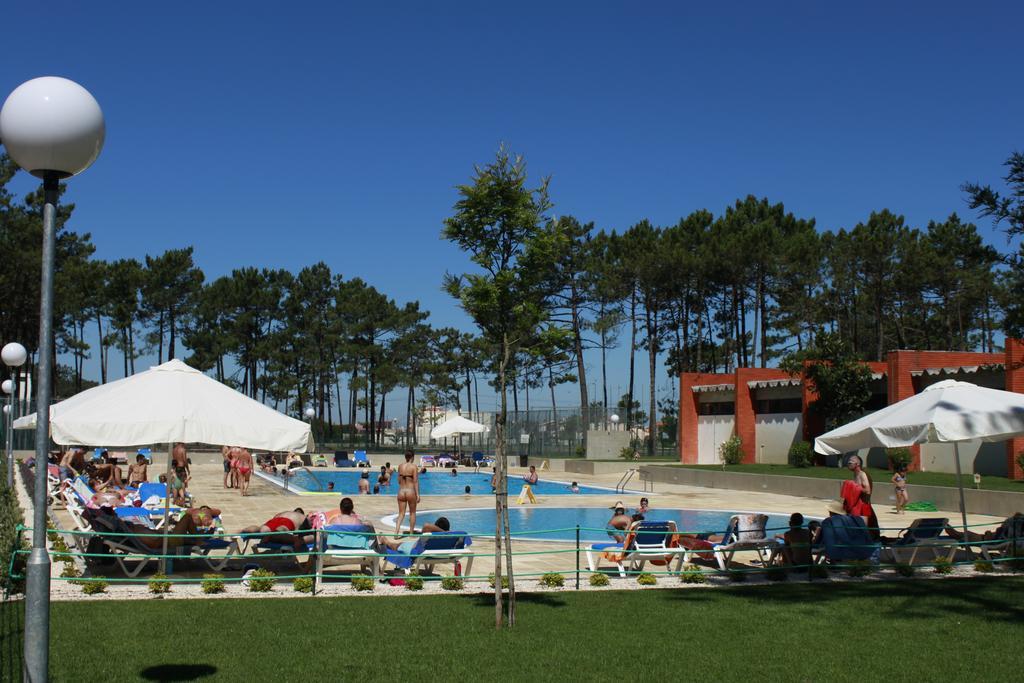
[2,149,1023,453]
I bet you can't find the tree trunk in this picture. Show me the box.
[499,334,516,627]
[647,307,657,457]
[627,289,637,429]
[168,308,176,360]
[601,324,609,430]
[571,290,589,438]
[407,385,414,448]
[96,314,107,383]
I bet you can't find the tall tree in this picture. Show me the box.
[443,146,558,629]
[142,247,204,361]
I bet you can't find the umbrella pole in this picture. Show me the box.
[160,443,173,573]
[953,442,971,559]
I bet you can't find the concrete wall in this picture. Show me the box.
[697,416,734,464]
[919,440,1008,477]
[640,465,1024,518]
[585,430,632,460]
[754,413,802,464]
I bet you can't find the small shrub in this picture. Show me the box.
[574,445,586,458]
[933,559,954,575]
[488,573,510,589]
[81,580,108,595]
[679,564,706,584]
[148,572,172,594]
[765,567,788,582]
[293,577,314,593]
[1014,450,1024,475]
[539,572,565,588]
[727,569,748,582]
[719,435,744,466]
[351,576,375,592]
[589,573,610,587]
[201,574,225,594]
[405,573,424,591]
[636,572,657,586]
[847,560,873,578]
[894,563,915,578]
[788,441,814,468]
[441,576,464,591]
[59,564,81,579]
[618,446,635,460]
[887,447,913,471]
[247,568,276,592]
[809,564,829,580]
[973,559,995,573]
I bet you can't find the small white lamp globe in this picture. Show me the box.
[0,76,105,178]
[1,379,12,395]
[1,342,28,368]
[304,408,316,419]
[609,413,620,424]
[2,405,8,415]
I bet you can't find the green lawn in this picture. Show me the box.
[675,463,1024,492]
[3,577,1023,681]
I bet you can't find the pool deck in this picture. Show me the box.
[47,456,1006,585]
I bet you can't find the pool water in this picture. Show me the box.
[286,470,616,496]
[381,507,795,543]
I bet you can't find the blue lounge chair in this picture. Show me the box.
[383,531,474,576]
[137,448,152,463]
[883,517,953,565]
[318,524,380,576]
[586,521,685,577]
[353,450,370,467]
[818,514,880,564]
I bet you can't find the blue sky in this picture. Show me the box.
[3,2,1022,413]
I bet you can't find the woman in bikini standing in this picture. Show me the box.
[395,449,420,534]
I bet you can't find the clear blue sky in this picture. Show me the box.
[3,2,1022,413]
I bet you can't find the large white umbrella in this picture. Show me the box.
[430,414,487,439]
[16,358,312,452]
[815,379,1024,540]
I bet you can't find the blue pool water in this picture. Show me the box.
[381,507,796,543]
[286,470,617,496]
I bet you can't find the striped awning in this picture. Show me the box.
[746,378,802,389]
[691,383,734,393]
[910,363,1004,377]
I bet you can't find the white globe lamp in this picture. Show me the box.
[1,342,28,368]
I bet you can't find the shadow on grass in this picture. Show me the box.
[459,591,569,609]
[657,576,1024,624]
[140,663,217,680]
[1,599,25,682]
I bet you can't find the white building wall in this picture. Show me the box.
[697,415,735,464]
[754,413,803,464]
[919,440,1008,477]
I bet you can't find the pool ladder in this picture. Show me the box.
[615,468,653,493]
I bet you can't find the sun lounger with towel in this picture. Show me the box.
[318,524,381,577]
[382,531,474,576]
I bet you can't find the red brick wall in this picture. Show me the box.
[1007,339,1024,480]
[678,373,733,464]
[734,368,790,463]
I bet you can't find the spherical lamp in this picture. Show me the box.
[609,414,620,424]
[0,77,105,178]
[1,380,12,395]
[1,342,28,368]
[304,407,316,419]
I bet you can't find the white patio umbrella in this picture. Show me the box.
[430,414,487,439]
[814,379,1024,540]
[20,358,313,570]
[16,358,312,452]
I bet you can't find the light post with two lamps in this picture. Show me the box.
[1,76,104,683]
[2,341,28,488]
[305,407,317,454]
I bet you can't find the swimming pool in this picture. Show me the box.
[283,470,619,496]
[380,507,796,543]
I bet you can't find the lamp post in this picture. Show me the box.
[1,76,104,683]
[305,407,317,453]
[609,413,620,431]
[3,342,29,488]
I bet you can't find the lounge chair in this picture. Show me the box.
[882,517,953,565]
[420,455,437,468]
[710,514,779,571]
[333,451,350,467]
[313,453,328,467]
[586,521,685,577]
[437,453,457,468]
[973,514,1024,563]
[382,531,474,576]
[353,450,370,467]
[471,452,494,469]
[817,514,880,565]
[317,524,381,577]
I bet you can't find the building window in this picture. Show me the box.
[699,402,735,416]
[755,398,803,414]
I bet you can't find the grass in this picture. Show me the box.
[3,577,1023,681]
[674,464,1024,492]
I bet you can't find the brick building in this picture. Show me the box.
[678,338,1024,479]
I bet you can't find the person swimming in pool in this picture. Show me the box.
[358,470,370,494]
[395,449,420,534]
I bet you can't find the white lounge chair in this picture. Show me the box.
[317,524,381,577]
[711,514,778,571]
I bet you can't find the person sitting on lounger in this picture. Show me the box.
[123,506,219,549]
[90,455,125,490]
[777,512,813,569]
[606,502,632,543]
[944,513,1024,543]
[127,454,148,488]
[379,517,452,552]
[239,508,314,550]
[59,447,87,481]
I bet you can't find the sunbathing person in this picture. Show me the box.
[944,513,1024,543]
[606,502,632,543]
[778,513,813,569]
[59,447,87,481]
[239,508,313,549]
[379,517,452,552]
[127,454,149,487]
[123,506,219,549]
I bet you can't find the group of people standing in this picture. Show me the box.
[221,445,253,496]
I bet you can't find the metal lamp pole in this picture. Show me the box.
[1,76,105,683]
